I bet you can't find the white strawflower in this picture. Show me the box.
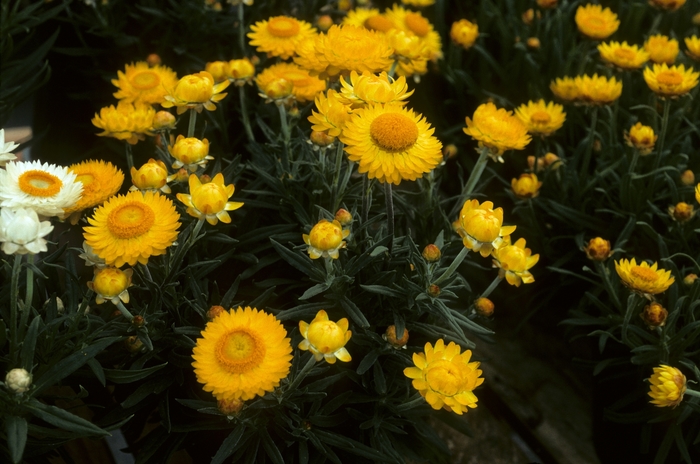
[78,241,107,269]
[5,368,32,394]
[0,129,19,166]
[0,207,54,255]
[0,160,83,217]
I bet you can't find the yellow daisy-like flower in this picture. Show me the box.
[205,61,229,83]
[511,173,542,199]
[294,25,394,79]
[64,160,124,223]
[574,74,622,105]
[402,0,434,6]
[255,63,326,104]
[685,36,700,61]
[403,339,483,415]
[0,160,83,218]
[648,365,686,408]
[308,89,353,138]
[644,35,679,64]
[226,58,256,86]
[248,16,317,60]
[111,61,178,105]
[514,99,566,137]
[303,219,349,259]
[130,158,174,194]
[450,19,479,50]
[386,29,430,79]
[597,41,649,70]
[92,101,155,145]
[624,122,657,155]
[492,237,539,287]
[168,135,214,172]
[550,77,580,102]
[454,199,516,257]
[88,267,133,305]
[463,102,531,158]
[385,5,442,61]
[177,173,244,226]
[83,190,180,268]
[342,8,395,32]
[649,0,686,10]
[192,306,292,401]
[338,71,413,109]
[162,71,229,115]
[575,4,619,40]
[695,183,700,204]
[298,310,352,364]
[340,103,443,185]
[643,63,700,98]
[614,258,675,297]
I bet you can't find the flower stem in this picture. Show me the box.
[362,176,372,225]
[388,60,398,79]
[237,2,246,57]
[115,301,135,320]
[385,182,395,250]
[285,353,317,394]
[628,149,640,175]
[277,103,291,172]
[649,98,671,194]
[9,255,22,361]
[579,106,598,186]
[684,389,700,399]
[480,275,503,299]
[187,109,197,138]
[595,261,622,311]
[238,85,255,143]
[19,255,35,339]
[330,141,344,211]
[124,142,134,171]
[433,246,470,286]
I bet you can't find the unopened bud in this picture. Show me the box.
[124,335,144,353]
[174,168,189,183]
[428,284,441,297]
[422,244,441,262]
[681,170,695,186]
[131,315,145,328]
[593,139,602,152]
[317,15,334,32]
[584,237,612,261]
[5,368,32,394]
[669,202,694,222]
[146,53,162,66]
[684,273,698,286]
[152,111,176,131]
[264,78,293,101]
[526,37,540,49]
[334,208,353,226]
[207,305,226,320]
[218,398,244,416]
[199,174,212,184]
[443,144,458,159]
[310,130,336,148]
[475,297,494,317]
[640,302,667,329]
[384,325,409,349]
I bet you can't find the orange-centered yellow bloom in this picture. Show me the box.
[685,36,700,61]
[130,158,173,194]
[454,199,516,257]
[644,35,679,64]
[112,61,178,105]
[303,219,349,259]
[308,89,353,138]
[168,135,213,172]
[248,16,317,60]
[403,339,484,415]
[615,258,675,297]
[624,123,657,155]
[643,63,700,98]
[514,100,566,137]
[463,102,531,160]
[511,173,542,199]
[88,267,133,305]
[575,4,619,40]
[64,160,124,222]
[162,71,229,115]
[574,74,622,105]
[597,41,649,70]
[450,19,478,50]
[648,365,686,408]
[298,310,352,363]
[492,237,539,286]
[177,173,244,225]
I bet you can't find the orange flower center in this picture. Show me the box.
[630,266,659,282]
[18,170,63,197]
[656,70,683,86]
[267,17,300,37]
[216,330,265,374]
[107,201,155,238]
[530,110,552,124]
[131,71,161,90]
[364,15,394,32]
[405,12,430,37]
[370,112,418,152]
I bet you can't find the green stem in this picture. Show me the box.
[285,354,317,394]
[628,149,640,175]
[362,176,372,225]
[649,98,671,194]
[388,60,398,79]
[187,109,197,138]
[579,107,598,186]
[595,261,622,311]
[396,393,426,412]
[115,301,135,321]
[238,85,255,143]
[10,255,22,362]
[331,142,345,211]
[454,146,490,217]
[125,142,134,171]
[480,275,503,299]
[237,2,246,57]
[277,103,291,172]
[384,182,395,248]
[19,255,35,339]
[433,247,470,286]
[684,389,700,399]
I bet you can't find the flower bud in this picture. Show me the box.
[593,139,602,152]
[681,170,695,186]
[205,61,229,83]
[584,237,612,261]
[428,284,441,297]
[218,398,244,416]
[152,111,176,130]
[310,130,336,148]
[227,59,256,84]
[263,78,293,101]
[475,297,494,317]
[526,37,541,49]
[174,168,189,183]
[640,302,668,329]
[684,273,698,286]
[543,152,562,170]
[511,173,542,199]
[334,208,353,226]
[146,53,162,66]
[422,244,441,262]
[625,123,657,155]
[131,315,145,328]
[669,202,694,222]
[169,135,211,171]
[521,9,540,25]
[694,12,700,25]
[5,368,32,394]
[124,335,144,353]
[384,325,409,349]
[317,15,334,32]
[443,144,458,159]
[130,158,170,192]
[207,305,226,320]
[199,174,212,184]
[88,267,133,305]
[537,0,558,8]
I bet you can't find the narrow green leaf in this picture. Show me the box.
[6,416,27,464]
[27,399,109,437]
[20,316,41,371]
[299,282,331,301]
[357,350,379,375]
[260,429,285,464]
[270,239,323,280]
[211,424,246,464]
[103,363,168,384]
[338,296,370,328]
[86,359,106,387]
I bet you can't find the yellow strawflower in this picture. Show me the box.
[597,41,649,70]
[615,258,675,298]
[168,135,214,172]
[342,8,395,32]
[624,122,657,155]
[303,219,349,259]
[130,158,173,194]
[450,19,478,50]
[92,101,155,145]
[162,71,229,115]
[308,89,353,138]
[648,366,686,408]
[298,310,352,363]
[643,63,700,98]
[584,237,612,261]
[248,16,317,60]
[649,0,685,11]
[111,61,178,105]
[204,61,229,83]
[696,183,700,204]
[550,77,580,102]
[640,302,668,329]
[575,4,619,40]
[403,339,484,415]
[644,35,679,64]
[454,199,516,257]
[511,173,542,199]
[668,202,694,222]
[385,5,442,61]
[685,36,700,61]
[514,99,566,137]
[463,102,531,160]
[255,63,326,103]
[492,237,539,286]
[176,173,244,225]
[88,267,133,305]
[574,74,622,105]
[338,71,413,109]
[64,160,124,223]
[226,58,256,85]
